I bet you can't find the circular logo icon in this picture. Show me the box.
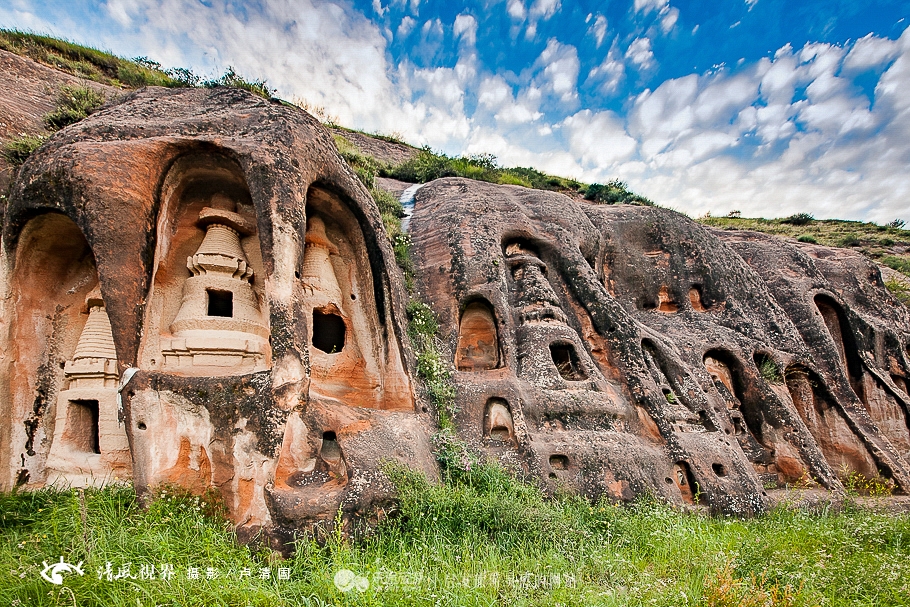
[334,568,369,592]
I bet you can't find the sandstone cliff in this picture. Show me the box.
[1,63,909,550]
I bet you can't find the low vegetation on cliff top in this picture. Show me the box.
[700,213,910,288]
[1,473,909,606]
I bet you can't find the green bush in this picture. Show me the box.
[43,84,105,130]
[0,29,186,88]
[837,233,861,247]
[757,355,783,384]
[781,212,814,226]
[882,255,910,276]
[1,133,48,165]
[797,234,817,243]
[584,179,653,205]
[885,278,910,307]
[203,66,274,99]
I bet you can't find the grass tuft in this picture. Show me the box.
[2,134,48,165]
[43,84,105,130]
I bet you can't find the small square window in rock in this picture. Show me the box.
[63,399,100,454]
[312,310,346,353]
[550,343,586,380]
[207,289,233,317]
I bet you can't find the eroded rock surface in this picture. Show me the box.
[2,86,910,547]
[0,87,433,550]
[409,179,910,512]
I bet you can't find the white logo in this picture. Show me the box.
[333,568,369,592]
[40,557,85,585]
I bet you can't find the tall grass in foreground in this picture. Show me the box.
[1,466,909,606]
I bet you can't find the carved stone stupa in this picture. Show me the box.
[46,290,131,486]
[160,193,269,372]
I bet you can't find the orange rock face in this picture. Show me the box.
[2,86,910,550]
[0,88,435,551]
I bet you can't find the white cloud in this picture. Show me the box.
[103,0,135,27]
[537,39,580,102]
[843,32,901,73]
[626,37,654,69]
[587,39,625,95]
[530,0,560,20]
[372,0,388,17]
[634,0,667,14]
[588,14,607,48]
[507,0,526,21]
[564,109,637,166]
[745,0,759,10]
[453,13,477,46]
[661,7,679,32]
[397,16,416,37]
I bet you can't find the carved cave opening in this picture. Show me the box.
[550,343,587,381]
[455,300,500,371]
[302,186,412,411]
[674,461,697,503]
[689,285,707,311]
[312,310,346,354]
[785,364,882,481]
[143,151,270,374]
[814,294,865,403]
[483,398,515,442]
[5,213,129,488]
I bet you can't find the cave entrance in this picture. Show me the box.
[550,343,586,381]
[312,310,346,353]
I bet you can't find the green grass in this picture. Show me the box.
[700,215,910,279]
[43,84,106,130]
[0,29,188,88]
[1,134,48,165]
[2,470,910,606]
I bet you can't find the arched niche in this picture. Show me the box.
[785,364,880,480]
[302,185,412,411]
[4,213,128,486]
[483,398,515,442]
[703,349,777,471]
[139,152,270,375]
[455,300,501,371]
[814,294,865,403]
[550,341,587,381]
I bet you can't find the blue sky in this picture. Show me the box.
[2,0,909,222]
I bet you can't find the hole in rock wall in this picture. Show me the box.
[484,398,515,442]
[301,187,412,411]
[712,463,727,477]
[312,310,346,354]
[689,285,707,311]
[62,400,100,454]
[145,152,270,375]
[455,300,500,371]
[657,285,678,313]
[206,289,233,317]
[320,431,341,464]
[550,343,587,381]
[674,461,697,503]
[702,349,798,481]
[549,454,569,470]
